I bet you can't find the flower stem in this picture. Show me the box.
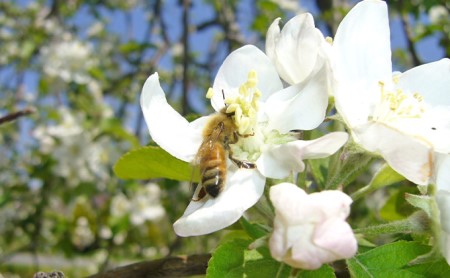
[354,211,430,235]
[275,263,285,278]
[326,146,375,190]
[351,183,374,201]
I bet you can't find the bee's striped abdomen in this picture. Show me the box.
[200,142,226,198]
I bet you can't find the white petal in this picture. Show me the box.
[309,190,353,219]
[266,14,324,85]
[299,132,349,159]
[211,45,283,111]
[257,132,348,179]
[435,154,450,192]
[396,59,450,106]
[417,107,450,153]
[173,169,265,236]
[140,73,207,162]
[333,0,391,127]
[265,17,281,61]
[353,122,433,185]
[265,68,329,133]
[439,231,450,265]
[269,183,308,217]
[436,190,450,233]
[269,183,315,225]
[395,60,450,153]
[313,218,357,259]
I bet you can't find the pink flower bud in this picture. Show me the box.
[269,183,357,269]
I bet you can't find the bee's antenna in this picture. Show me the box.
[221,89,227,107]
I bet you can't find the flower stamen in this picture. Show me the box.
[374,81,425,123]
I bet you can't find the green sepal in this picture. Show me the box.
[351,163,405,200]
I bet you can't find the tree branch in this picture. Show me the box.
[181,0,191,116]
[0,107,36,125]
[87,253,211,278]
[398,0,421,66]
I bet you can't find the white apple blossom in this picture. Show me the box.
[269,182,357,270]
[141,45,348,236]
[266,13,332,87]
[434,154,450,264]
[332,0,450,185]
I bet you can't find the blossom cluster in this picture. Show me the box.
[140,0,450,270]
[33,107,120,188]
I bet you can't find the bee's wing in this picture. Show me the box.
[190,135,213,198]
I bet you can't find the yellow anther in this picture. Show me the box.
[376,83,425,123]
[226,103,238,114]
[206,87,214,99]
[413,92,423,102]
[234,106,242,120]
[392,74,400,84]
[239,118,250,134]
[225,96,237,105]
[325,36,333,45]
[206,69,260,135]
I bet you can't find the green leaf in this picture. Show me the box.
[347,241,431,278]
[113,146,197,181]
[119,41,155,54]
[407,258,450,277]
[380,187,416,221]
[405,193,433,218]
[297,264,335,278]
[207,238,291,278]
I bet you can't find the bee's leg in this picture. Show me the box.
[225,133,256,169]
[237,131,255,138]
[192,186,207,202]
[229,155,256,169]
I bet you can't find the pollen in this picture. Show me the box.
[224,69,261,135]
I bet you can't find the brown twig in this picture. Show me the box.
[87,253,211,278]
[181,0,191,116]
[398,0,421,66]
[0,107,36,125]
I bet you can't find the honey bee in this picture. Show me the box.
[193,106,256,201]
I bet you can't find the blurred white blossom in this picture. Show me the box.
[33,108,120,186]
[270,0,302,12]
[40,35,97,84]
[72,217,95,249]
[110,193,131,218]
[130,183,165,226]
[429,6,449,24]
